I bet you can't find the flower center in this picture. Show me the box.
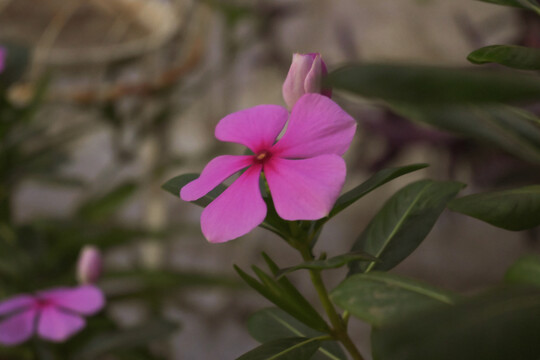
[35,298,53,309]
[254,150,271,164]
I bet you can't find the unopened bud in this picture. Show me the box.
[77,245,102,284]
[282,53,332,109]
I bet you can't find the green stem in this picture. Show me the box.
[297,243,365,360]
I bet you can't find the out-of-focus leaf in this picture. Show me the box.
[248,308,346,360]
[349,180,464,274]
[202,0,254,25]
[476,0,540,12]
[371,287,540,360]
[72,319,180,360]
[328,63,540,104]
[468,45,540,71]
[448,185,540,231]
[331,272,458,327]
[27,175,85,188]
[0,42,30,89]
[505,255,540,287]
[103,269,242,300]
[277,252,377,278]
[323,164,428,222]
[235,256,330,333]
[78,183,137,220]
[236,337,321,360]
[392,104,540,165]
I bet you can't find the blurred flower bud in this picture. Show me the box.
[282,53,332,109]
[77,245,102,284]
[0,46,6,74]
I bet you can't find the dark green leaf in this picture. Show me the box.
[349,180,464,274]
[328,64,540,104]
[162,173,289,237]
[0,42,30,89]
[468,45,540,71]
[162,173,225,207]
[72,319,180,360]
[331,272,458,327]
[78,183,137,220]
[371,287,540,360]
[235,261,329,333]
[253,264,329,332]
[391,104,540,165]
[103,269,241,300]
[505,255,540,287]
[237,337,321,360]
[326,164,428,220]
[248,308,346,360]
[476,0,540,12]
[277,252,378,278]
[448,185,540,231]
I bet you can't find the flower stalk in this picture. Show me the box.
[292,234,365,360]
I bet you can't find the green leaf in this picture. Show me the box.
[277,252,378,278]
[349,180,464,274]
[162,173,225,207]
[325,164,428,220]
[235,262,330,333]
[237,337,321,360]
[468,45,540,71]
[391,104,540,165]
[476,0,540,12]
[72,319,180,360]
[0,42,30,90]
[248,308,346,360]
[448,185,540,231]
[371,287,540,360]
[103,269,241,300]
[327,63,540,104]
[162,173,289,237]
[505,255,540,287]
[331,272,458,327]
[77,183,137,220]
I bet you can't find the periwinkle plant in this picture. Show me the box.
[164,45,540,360]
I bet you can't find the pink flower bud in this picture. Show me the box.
[282,53,332,109]
[0,47,6,74]
[77,245,102,284]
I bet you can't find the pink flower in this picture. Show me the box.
[77,245,103,284]
[282,53,332,109]
[181,94,356,243]
[0,285,105,346]
[0,46,6,74]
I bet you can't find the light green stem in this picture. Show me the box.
[297,244,365,360]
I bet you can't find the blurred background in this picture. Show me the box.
[1,0,539,359]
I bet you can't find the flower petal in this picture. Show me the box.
[38,285,104,315]
[0,295,35,316]
[215,105,288,153]
[304,54,323,94]
[271,94,356,158]
[37,307,85,342]
[265,155,346,220]
[0,309,37,346]
[201,164,266,243]
[181,155,253,201]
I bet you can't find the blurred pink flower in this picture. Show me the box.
[0,285,104,346]
[181,94,356,243]
[0,46,6,74]
[282,53,332,109]
[77,245,103,284]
